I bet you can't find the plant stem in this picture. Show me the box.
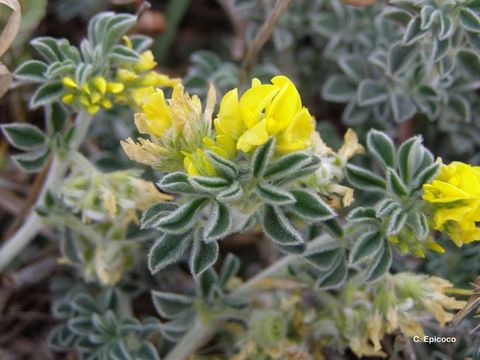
[165,234,330,360]
[0,109,93,272]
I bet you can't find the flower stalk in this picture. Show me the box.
[0,109,93,271]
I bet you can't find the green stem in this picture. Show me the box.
[164,234,330,360]
[0,109,93,272]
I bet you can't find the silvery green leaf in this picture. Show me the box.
[216,182,244,201]
[68,316,93,336]
[155,198,208,234]
[103,14,137,53]
[262,205,303,246]
[388,42,418,74]
[315,257,347,290]
[30,81,64,108]
[365,240,392,282]
[322,75,357,103]
[346,164,386,192]
[14,60,47,82]
[289,189,335,222]
[357,80,388,106]
[109,44,140,62]
[264,152,311,181]
[31,37,61,62]
[136,342,160,360]
[197,268,218,298]
[219,253,240,288]
[130,35,153,52]
[397,136,419,182]
[367,129,396,168]
[61,230,81,264]
[438,14,453,40]
[386,208,408,235]
[411,162,440,191]
[189,176,230,194]
[46,102,68,134]
[206,151,237,179]
[72,293,98,314]
[350,230,383,264]
[376,198,400,217]
[110,341,130,360]
[190,230,219,277]
[458,48,480,77]
[347,207,378,224]
[403,16,428,45]
[158,172,196,194]
[2,123,47,150]
[151,291,194,319]
[148,233,191,274]
[203,201,232,241]
[303,239,341,271]
[141,202,178,229]
[387,169,408,197]
[256,183,296,205]
[251,137,275,178]
[420,6,437,30]
[390,93,416,123]
[433,38,450,62]
[459,7,480,33]
[12,148,50,173]
[343,100,370,126]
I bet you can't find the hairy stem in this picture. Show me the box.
[0,109,93,272]
[239,0,293,85]
[165,234,330,360]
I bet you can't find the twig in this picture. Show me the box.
[0,109,93,272]
[239,0,293,84]
[164,234,329,360]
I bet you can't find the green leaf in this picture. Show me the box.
[189,176,230,194]
[158,172,196,194]
[390,93,416,123]
[386,169,408,197]
[68,316,93,336]
[458,49,480,77]
[216,182,244,202]
[141,202,178,229]
[459,7,480,33]
[357,80,388,106]
[31,81,64,108]
[256,183,296,205]
[136,342,160,360]
[46,102,68,134]
[219,254,240,288]
[397,136,419,182]
[203,201,232,241]
[251,137,275,178]
[347,207,379,224]
[303,239,341,271]
[386,208,408,235]
[14,60,47,82]
[376,199,400,217]
[411,162,439,191]
[403,16,428,45]
[262,206,303,247]
[289,189,336,222]
[31,37,61,62]
[2,123,47,151]
[350,230,383,264]
[109,44,140,62]
[322,75,356,103]
[206,151,237,179]
[365,240,392,282]
[190,230,219,277]
[151,291,194,319]
[264,152,312,181]
[346,164,386,192]
[367,131,395,170]
[156,198,208,234]
[60,230,81,264]
[420,6,437,30]
[388,42,418,74]
[148,233,191,274]
[103,14,137,53]
[316,257,347,290]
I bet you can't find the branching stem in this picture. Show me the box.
[0,109,93,272]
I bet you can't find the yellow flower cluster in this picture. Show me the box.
[62,76,124,114]
[122,75,316,177]
[423,161,480,246]
[214,75,315,158]
[121,83,216,174]
[114,37,180,107]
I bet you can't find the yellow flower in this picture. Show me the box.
[214,75,315,157]
[423,161,480,246]
[122,84,216,175]
[114,37,180,107]
[61,75,124,114]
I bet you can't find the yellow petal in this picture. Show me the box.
[92,76,107,94]
[237,118,269,153]
[63,76,78,88]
